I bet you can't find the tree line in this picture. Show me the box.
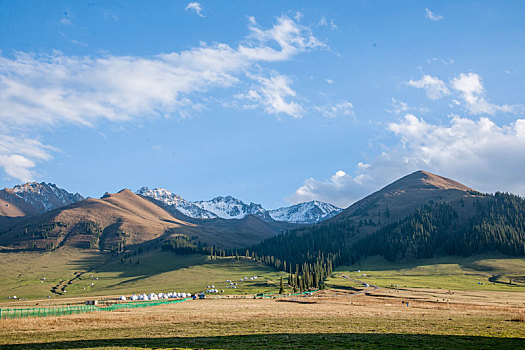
[248,192,525,282]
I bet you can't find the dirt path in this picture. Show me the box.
[342,275,380,294]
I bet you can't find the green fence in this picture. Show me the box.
[0,298,190,320]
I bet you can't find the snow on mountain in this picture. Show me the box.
[136,187,217,219]
[4,182,84,214]
[269,201,342,224]
[137,187,340,224]
[193,196,273,221]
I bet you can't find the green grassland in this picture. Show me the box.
[329,255,525,291]
[0,248,289,302]
[2,248,525,303]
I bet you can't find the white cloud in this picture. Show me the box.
[0,135,55,182]
[318,16,338,30]
[288,170,370,208]
[450,72,514,115]
[0,15,324,180]
[0,15,322,129]
[386,114,525,193]
[315,100,354,118]
[407,75,450,100]
[290,114,525,206]
[242,16,325,62]
[185,2,204,17]
[325,78,334,84]
[386,98,429,115]
[244,73,303,118]
[425,8,443,21]
[59,17,72,26]
[102,11,119,21]
[427,57,454,65]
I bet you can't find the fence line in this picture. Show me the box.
[0,290,320,319]
[0,298,190,320]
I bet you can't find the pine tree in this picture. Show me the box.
[279,276,284,294]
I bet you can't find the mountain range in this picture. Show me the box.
[137,187,341,224]
[0,183,339,250]
[1,171,523,263]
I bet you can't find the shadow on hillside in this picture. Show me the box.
[67,252,274,289]
[2,332,523,349]
[348,255,513,273]
[66,251,209,287]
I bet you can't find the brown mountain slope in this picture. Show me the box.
[0,189,197,250]
[0,189,286,250]
[328,170,482,239]
[140,195,300,248]
[0,197,27,217]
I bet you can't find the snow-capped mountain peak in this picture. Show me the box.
[2,182,84,214]
[269,201,342,224]
[193,196,272,221]
[136,187,217,219]
[137,187,340,224]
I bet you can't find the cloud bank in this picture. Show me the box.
[0,15,324,181]
[290,113,525,207]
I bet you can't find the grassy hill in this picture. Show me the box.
[0,247,288,301]
[250,171,525,291]
[328,170,482,240]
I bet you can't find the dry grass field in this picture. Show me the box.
[0,286,524,349]
[1,251,524,348]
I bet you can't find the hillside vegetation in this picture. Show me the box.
[0,247,287,300]
[249,172,525,290]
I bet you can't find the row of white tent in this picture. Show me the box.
[119,292,191,301]
[117,276,260,301]
[240,276,258,281]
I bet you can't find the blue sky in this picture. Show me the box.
[1,1,525,208]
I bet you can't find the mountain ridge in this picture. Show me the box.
[269,201,342,224]
[0,182,84,217]
[137,187,341,224]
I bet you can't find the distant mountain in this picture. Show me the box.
[136,187,216,219]
[138,187,338,224]
[193,196,273,221]
[0,188,297,250]
[327,170,477,237]
[137,188,273,221]
[269,201,342,224]
[0,189,198,250]
[0,182,84,217]
[251,170,517,272]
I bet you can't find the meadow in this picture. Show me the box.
[0,250,524,349]
[0,248,289,302]
[328,256,525,292]
[0,287,524,349]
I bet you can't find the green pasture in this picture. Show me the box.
[332,255,525,291]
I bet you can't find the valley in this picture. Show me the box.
[1,276,524,349]
[0,170,524,348]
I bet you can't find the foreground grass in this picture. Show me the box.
[0,292,524,349]
[2,333,524,349]
[330,256,525,291]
